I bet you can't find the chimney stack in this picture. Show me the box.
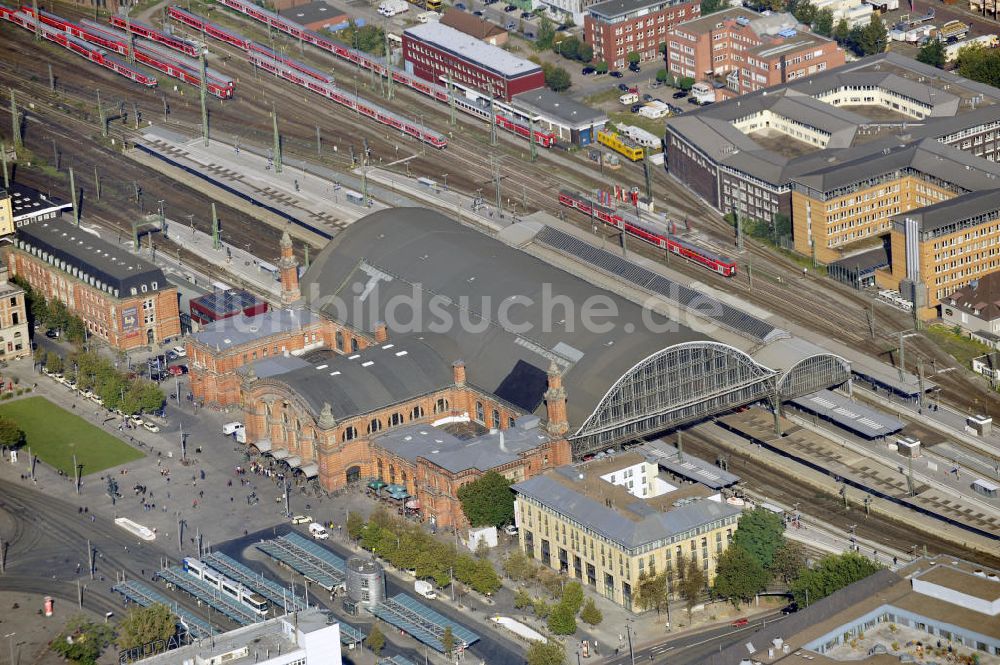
[453,360,466,386]
[544,359,569,436]
[374,321,388,343]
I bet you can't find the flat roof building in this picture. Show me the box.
[403,23,545,100]
[140,608,343,665]
[277,0,348,31]
[6,219,180,350]
[585,0,700,70]
[0,183,71,236]
[512,88,608,146]
[702,555,1000,664]
[189,288,269,326]
[665,8,844,96]
[512,448,742,609]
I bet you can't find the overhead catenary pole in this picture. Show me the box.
[211,202,220,249]
[488,96,497,146]
[93,166,100,200]
[529,118,537,162]
[97,90,107,138]
[1,143,8,189]
[73,453,80,494]
[316,126,322,157]
[642,151,652,198]
[68,167,79,226]
[200,51,209,146]
[10,90,20,149]
[87,539,94,580]
[47,63,54,91]
[272,103,282,174]
[447,76,456,126]
[125,12,134,63]
[32,0,39,40]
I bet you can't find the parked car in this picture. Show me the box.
[291,515,313,524]
[673,90,688,98]
[582,66,596,75]
[642,93,653,101]
[688,96,700,104]
[731,618,749,628]
[166,350,178,361]
[505,20,516,29]
[143,422,160,433]
[520,11,533,18]
[618,83,630,91]
[504,524,519,535]
[504,4,517,10]
[172,346,187,357]
[556,23,569,30]
[455,2,466,8]
[485,0,499,4]
[667,103,685,115]
[473,9,483,15]
[650,81,663,88]
[631,103,643,112]
[609,70,623,78]
[130,415,144,426]
[45,328,59,339]
[629,62,640,72]
[168,365,184,377]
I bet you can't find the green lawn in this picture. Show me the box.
[924,324,992,369]
[0,397,144,475]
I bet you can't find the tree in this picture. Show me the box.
[731,508,786,570]
[700,0,727,14]
[678,556,705,620]
[536,16,556,50]
[595,60,609,74]
[547,600,577,635]
[627,51,640,65]
[544,65,572,91]
[558,35,580,60]
[456,471,515,527]
[442,626,455,657]
[833,18,850,43]
[341,20,385,55]
[532,598,551,619]
[853,15,887,56]
[769,540,806,585]
[470,558,502,595]
[45,351,64,374]
[365,623,386,656]
[656,69,670,83]
[346,511,365,541]
[916,39,945,68]
[813,8,833,36]
[678,76,695,91]
[527,639,566,665]
[504,549,536,581]
[792,0,816,25]
[713,546,769,608]
[790,551,882,608]
[580,597,603,625]
[514,588,533,609]
[560,581,585,615]
[0,417,24,449]
[635,571,669,614]
[956,44,1000,87]
[50,615,115,665]
[117,604,176,651]
[578,43,594,63]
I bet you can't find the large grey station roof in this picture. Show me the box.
[300,207,706,426]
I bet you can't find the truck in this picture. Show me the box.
[414,580,437,599]
[379,0,408,16]
[944,33,998,61]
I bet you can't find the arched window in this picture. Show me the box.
[389,465,396,484]
[508,416,516,428]
[401,470,407,486]
[492,409,501,429]
[410,405,425,420]
[434,398,449,414]
[368,418,382,434]
[282,412,289,425]
[389,413,403,427]
[344,426,357,441]
[264,403,272,418]
[351,338,359,352]
[475,402,485,423]
[377,459,384,480]
[335,330,344,351]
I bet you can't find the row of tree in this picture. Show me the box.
[45,350,164,415]
[349,507,502,595]
[13,275,88,344]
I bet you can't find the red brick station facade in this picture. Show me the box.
[188,230,571,529]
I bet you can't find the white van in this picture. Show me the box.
[309,523,329,540]
[222,422,245,436]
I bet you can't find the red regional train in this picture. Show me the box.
[108,14,199,57]
[558,191,738,277]
[208,0,557,147]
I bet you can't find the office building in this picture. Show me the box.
[585,0,700,70]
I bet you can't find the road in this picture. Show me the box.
[600,612,787,665]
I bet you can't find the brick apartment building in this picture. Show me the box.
[584,0,700,70]
[403,22,545,100]
[666,8,844,94]
[5,219,180,350]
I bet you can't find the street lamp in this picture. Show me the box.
[4,632,15,665]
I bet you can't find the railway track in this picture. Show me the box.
[679,426,1000,568]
